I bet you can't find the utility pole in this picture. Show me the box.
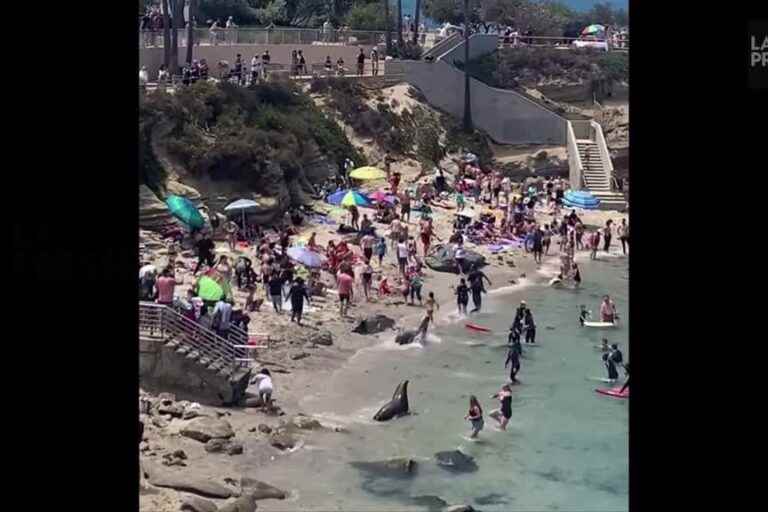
[462,0,473,131]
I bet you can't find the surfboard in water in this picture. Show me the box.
[595,386,629,398]
[587,376,617,384]
[583,321,617,328]
[465,323,492,333]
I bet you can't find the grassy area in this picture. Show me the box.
[462,48,629,91]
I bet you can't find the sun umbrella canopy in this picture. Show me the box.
[582,24,606,35]
[165,195,205,229]
[197,276,225,301]
[224,199,261,211]
[327,189,371,207]
[563,190,601,210]
[349,166,387,180]
[287,246,327,268]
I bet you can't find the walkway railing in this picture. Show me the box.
[567,121,584,190]
[589,120,615,190]
[139,27,387,49]
[139,301,249,369]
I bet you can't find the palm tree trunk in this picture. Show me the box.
[462,0,472,131]
[384,0,392,54]
[397,0,403,47]
[162,0,171,68]
[412,0,421,45]
[186,0,196,64]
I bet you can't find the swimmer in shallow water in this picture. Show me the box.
[504,342,521,383]
[602,352,619,381]
[490,384,513,430]
[594,338,609,352]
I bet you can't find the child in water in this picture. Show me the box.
[424,291,439,324]
[579,305,591,326]
[464,395,484,439]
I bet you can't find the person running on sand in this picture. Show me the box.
[337,269,354,317]
[465,395,484,439]
[600,295,617,323]
[455,278,470,315]
[361,259,374,301]
[490,384,513,430]
[425,291,439,324]
[224,219,239,251]
[285,277,311,325]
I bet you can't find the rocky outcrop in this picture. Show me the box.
[181,496,219,512]
[143,463,237,498]
[269,432,298,450]
[286,414,323,431]
[180,417,235,443]
[204,438,243,455]
[139,185,178,231]
[350,458,418,477]
[434,450,478,473]
[240,478,288,500]
[218,493,258,512]
[352,314,397,335]
[307,330,333,346]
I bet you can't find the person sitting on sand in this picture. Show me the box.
[464,395,484,439]
[377,275,391,297]
[490,385,513,430]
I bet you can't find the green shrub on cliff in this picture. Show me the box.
[139,80,363,192]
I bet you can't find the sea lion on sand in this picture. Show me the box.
[373,381,410,421]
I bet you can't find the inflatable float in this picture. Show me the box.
[465,322,492,333]
[595,386,629,398]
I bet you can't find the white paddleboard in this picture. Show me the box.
[583,321,617,328]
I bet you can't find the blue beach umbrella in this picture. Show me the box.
[563,190,601,210]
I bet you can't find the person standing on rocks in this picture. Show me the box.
[285,277,311,325]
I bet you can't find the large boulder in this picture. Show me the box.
[269,432,297,450]
[139,185,178,231]
[218,494,257,512]
[240,477,288,500]
[425,244,486,274]
[181,496,219,512]
[180,417,235,443]
[434,450,478,474]
[308,330,333,346]
[352,314,397,335]
[350,458,418,478]
[143,463,236,498]
[288,414,322,431]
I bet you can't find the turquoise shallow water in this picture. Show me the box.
[262,253,629,511]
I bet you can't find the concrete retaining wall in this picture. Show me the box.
[139,337,250,406]
[400,34,567,145]
[140,43,374,78]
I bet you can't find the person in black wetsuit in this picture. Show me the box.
[508,317,523,345]
[579,305,591,326]
[609,344,624,367]
[523,308,536,344]
[603,352,619,381]
[285,277,311,325]
[504,342,521,383]
[455,278,469,315]
[468,265,492,313]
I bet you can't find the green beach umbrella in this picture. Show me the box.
[197,276,224,301]
[165,195,205,230]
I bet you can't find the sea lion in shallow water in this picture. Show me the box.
[395,330,420,345]
[373,381,410,421]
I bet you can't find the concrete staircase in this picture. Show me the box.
[573,135,627,211]
[139,302,252,405]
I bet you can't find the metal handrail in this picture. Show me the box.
[139,302,245,368]
[138,27,387,48]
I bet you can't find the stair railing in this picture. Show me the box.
[566,121,584,190]
[139,302,244,369]
[589,121,615,190]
